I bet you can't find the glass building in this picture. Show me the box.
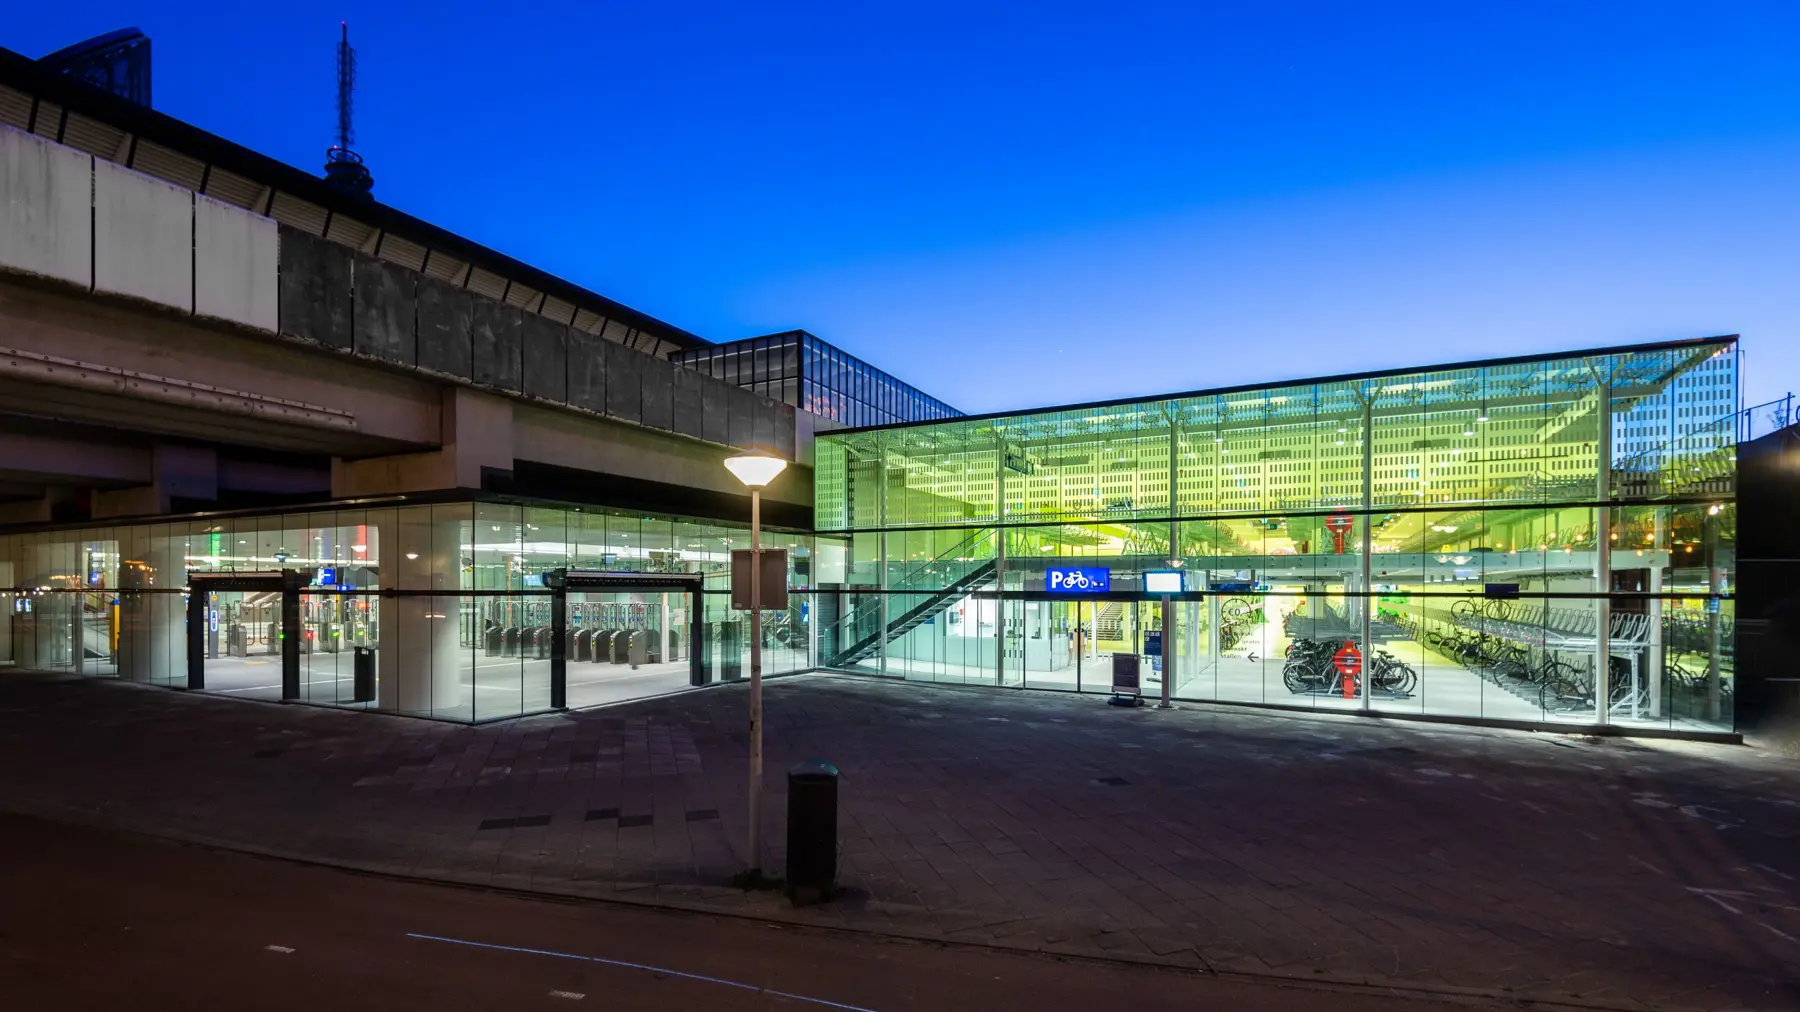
[0,498,838,723]
[813,337,1740,735]
[672,330,960,429]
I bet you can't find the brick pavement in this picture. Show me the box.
[0,670,1796,1011]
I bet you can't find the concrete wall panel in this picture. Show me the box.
[93,158,192,312]
[752,395,777,452]
[702,380,729,445]
[604,339,643,424]
[671,367,705,440]
[193,195,278,332]
[352,254,417,366]
[0,125,91,288]
[472,299,522,393]
[726,385,758,450]
[277,229,351,349]
[415,277,473,380]
[521,314,568,403]
[640,355,674,433]
[567,328,607,413]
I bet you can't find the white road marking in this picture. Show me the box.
[1755,862,1796,882]
[407,933,880,1011]
[265,944,295,954]
[548,990,585,1000]
[1698,893,1742,915]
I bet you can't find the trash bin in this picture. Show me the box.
[786,758,839,905]
[352,646,375,703]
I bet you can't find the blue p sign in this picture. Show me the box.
[1047,567,1110,593]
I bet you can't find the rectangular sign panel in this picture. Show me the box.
[1143,570,1183,594]
[1111,652,1140,695]
[1046,567,1110,593]
[730,548,789,610]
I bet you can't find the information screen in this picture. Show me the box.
[1143,571,1183,594]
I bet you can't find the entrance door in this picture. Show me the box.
[547,570,702,710]
[187,571,301,701]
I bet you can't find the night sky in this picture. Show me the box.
[11,2,1797,412]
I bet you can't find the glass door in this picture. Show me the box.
[1018,598,1079,690]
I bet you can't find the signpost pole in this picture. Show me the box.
[1159,593,1172,708]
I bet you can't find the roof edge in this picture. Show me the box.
[0,45,710,351]
[822,334,1741,436]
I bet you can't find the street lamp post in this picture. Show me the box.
[723,449,788,877]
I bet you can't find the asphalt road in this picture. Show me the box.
[0,814,1470,1012]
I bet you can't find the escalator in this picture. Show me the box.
[825,530,997,669]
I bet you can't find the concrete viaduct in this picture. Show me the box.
[0,47,811,532]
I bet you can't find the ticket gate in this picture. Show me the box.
[485,624,504,656]
[591,629,617,662]
[541,570,705,709]
[501,627,521,656]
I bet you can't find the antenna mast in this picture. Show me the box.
[323,21,374,196]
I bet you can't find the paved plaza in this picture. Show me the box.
[0,670,1795,1011]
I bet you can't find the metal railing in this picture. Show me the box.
[1739,394,1796,443]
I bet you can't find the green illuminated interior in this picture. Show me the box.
[811,339,1740,732]
[818,340,1739,535]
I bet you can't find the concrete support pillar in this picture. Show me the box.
[94,445,218,519]
[0,487,78,526]
[377,514,465,714]
[334,387,513,498]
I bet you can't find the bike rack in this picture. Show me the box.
[1451,606,1651,718]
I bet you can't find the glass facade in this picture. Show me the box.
[0,500,839,723]
[814,338,1740,734]
[671,330,960,428]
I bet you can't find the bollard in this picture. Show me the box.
[786,758,839,905]
[352,646,375,702]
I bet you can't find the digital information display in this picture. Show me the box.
[1143,570,1183,594]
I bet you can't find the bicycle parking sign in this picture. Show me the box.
[1046,567,1111,593]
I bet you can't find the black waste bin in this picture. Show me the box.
[786,758,839,905]
[352,646,375,703]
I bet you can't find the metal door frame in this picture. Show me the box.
[186,569,309,697]
[543,569,705,709]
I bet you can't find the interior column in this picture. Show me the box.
[378,513,465,714]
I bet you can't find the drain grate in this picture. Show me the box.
[478,814,552,831]
[685,809,719,822]
[1095,776,1130,786]
[584,807,620,822]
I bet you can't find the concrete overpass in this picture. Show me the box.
[0,51,812,529]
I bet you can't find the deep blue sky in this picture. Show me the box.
[11,3,1799,412]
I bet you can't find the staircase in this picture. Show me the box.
[825,531,997,669]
